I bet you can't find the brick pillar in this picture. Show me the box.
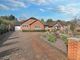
[77,42,80,60]
[68,38,80,60]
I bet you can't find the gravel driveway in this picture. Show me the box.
[0,32,67,60]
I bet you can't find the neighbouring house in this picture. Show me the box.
[15,21,21,31]
[45,21,67,32]
[74,25,80,35]
[21,17,45,30]
[15,25,21,31]
[74,20,80,35]
[44,21,55,31]
[52,21,66,31]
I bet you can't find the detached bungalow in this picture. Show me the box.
[21,17,45,30]
[45,21,67,32]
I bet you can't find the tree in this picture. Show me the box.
[0,19,2,25]
[41,19,45,24]
[9,15,17,20]
[70,23,75,32]
[70,18,77,32]
[0,15,18,34]
[57,20,61,22]
[47,19,53,22]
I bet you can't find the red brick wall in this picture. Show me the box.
[21,20,44,30]
[30,20,44,30]
[20,25,30,30]
[77,42,80,60]
[68,38,80,60]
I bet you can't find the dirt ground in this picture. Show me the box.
[0,32,67,60]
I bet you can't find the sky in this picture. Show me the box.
[0,0,80,21]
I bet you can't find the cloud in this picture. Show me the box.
[40,8,45,12]
[0,4,9,10]
[29,0,53,5]
[57,4,80,16]
[19,13,28,20]
[8,0,26,8]
[0,0,27,10]
[41,2,80,16]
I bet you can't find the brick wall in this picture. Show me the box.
[77,42,80,60]
[68,38,80,60]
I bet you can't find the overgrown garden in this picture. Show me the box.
[0,15,18,35]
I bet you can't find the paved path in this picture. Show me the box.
[54,39,67,53]
[0,32,67,60]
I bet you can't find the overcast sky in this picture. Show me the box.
[0,0,80,21]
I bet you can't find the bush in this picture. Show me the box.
[48,34,56,43]
[61,34,68,45]
[0,26,9,35]
[0,29,6,34]
[0,29,3,34]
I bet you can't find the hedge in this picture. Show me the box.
[22,30,46,32]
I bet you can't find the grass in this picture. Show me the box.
[48,34,56,43]
[61,34,68,45]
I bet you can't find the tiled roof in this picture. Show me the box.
[21,17,39,25]
[45,21,66,27]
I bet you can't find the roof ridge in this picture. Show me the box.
[29,20,37,25]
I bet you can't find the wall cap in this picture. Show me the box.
[68,37,80,41]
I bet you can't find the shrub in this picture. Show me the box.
[0,29,5,34]
[0,29,3,34]
[61,34,68,45]
[22,30,46,32]
[48,34,56,43]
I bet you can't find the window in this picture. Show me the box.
[35,26,41,30]
[35,26,40,28]
[22,25,28,27]
[26,25,28,27]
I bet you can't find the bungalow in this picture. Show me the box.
[53,21,67,32]
[21,17,45,30]
[45,21,67,32]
